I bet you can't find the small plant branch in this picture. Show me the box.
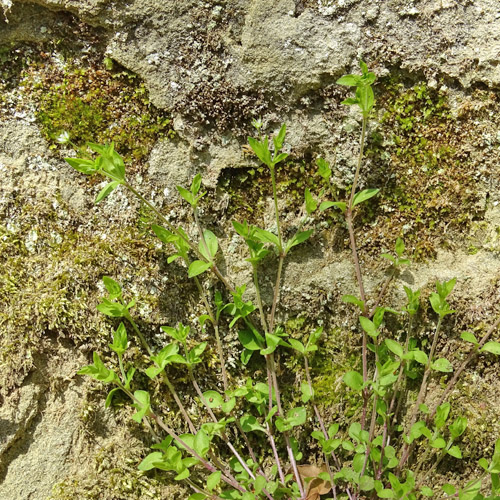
[125,313,198,433]
[429,314,500,421]
[125,181,236,294]
[192,275,229,393]
[304,355,343,499]
[269,165,283,251]
[269,355,305,498]
[253,264,270,335]
[398,317,443,471]
[269,253,284,334]
[188,368,274,499]
[368,269,395,319]
[118,382,246,493]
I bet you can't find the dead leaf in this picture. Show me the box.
[296,464,331,500]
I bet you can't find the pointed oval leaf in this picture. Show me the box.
[188,260,212,278]
[352,188,380,207]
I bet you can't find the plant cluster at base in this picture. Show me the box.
[67,61,500,500]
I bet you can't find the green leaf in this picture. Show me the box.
[449,416,467,439]
[337,74,362,86]
[385,339,404,358]
[395,237,405,257]
[448,445,462,459]
[177,185,195,206]
[206,470,221,491]
[304,188,317,214]
[273,124,287,152]
[461,331,478,345]
[481,341,500,355]
[359,475,375,491]
[253,475,267,495]
[240,415,266,433]
[109,322,128,355]
[193,430,211,457]
[138,452,163,471]
[102,276,122,299]
[95,181,120,204]
[301,382,313,403]
[431,358,453,373]
[253,227,280,248]
[358,84,375,116]
[78,352,118,383]
[342,294,365,311]
[248,136,272,167]
[96,298,125,317]
[191,174,202,196]
[344,371,363,391]
[105,387,121,408]
[288,338,305,354]
[131,390,150,423]
[285,230,313,253]
[430,437,446,449]
[238,329,263,351]
[434,403,451,429]
[352,188,379,207]
[409,349,428,365]
[420,486,434,497]
[442,484,456,495]
[152,224,178,245]
[221,397,236,414]
[436,278,457,299]
[359,316,378,337]
[240,348,253,365]
[203,390,224,409]
[316,157,331,179]
[199,230,218,261]
[306,327,323,352]
[188,260,212,278]
[65,157,98,175]
[320,200,346,213]
[287,407,307,427]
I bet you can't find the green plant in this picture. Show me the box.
[66,61,500,500]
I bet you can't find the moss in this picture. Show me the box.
[217,158,319,225]
[310,328,361,419]
[0,195,162,397]
[1,40,174,167]
[360,79,490,260]
[49,439,187,500]
[28,62,174,165]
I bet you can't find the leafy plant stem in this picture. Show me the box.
[117,354,127,383]
[368,269,395,319]
[192,275,229,393]
[253,264,269,334]
[269,354,305,498]
[398,317,443,471]
[118,382,246,492]
[269,165,283,252]
[194,206,213,265]
[348,116,367,210]
[265,357,287,486]
[125,311,199,434]
[269,254,285,334]
[187,368,273,498]
[304,355,342,498]
[429,314,500,422]
[125,181,235,293]
[377,317,413,479]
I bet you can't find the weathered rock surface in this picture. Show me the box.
[1,0,500,498]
